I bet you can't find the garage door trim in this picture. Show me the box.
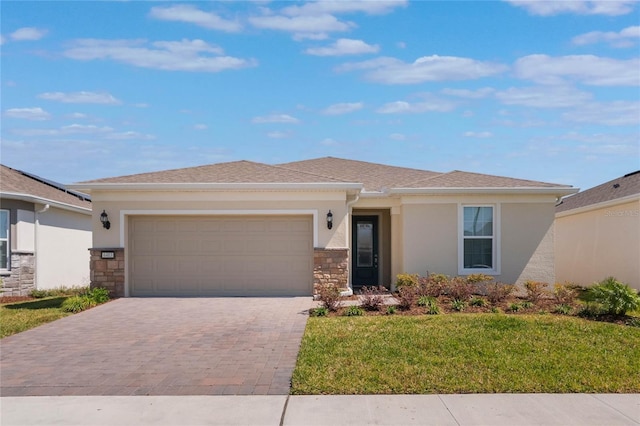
[121,209,319,297]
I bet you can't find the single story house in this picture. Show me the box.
[69,157,577,298]
[0,165,92,295]
[556,171,639,291]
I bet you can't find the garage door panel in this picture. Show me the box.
[129,215,313,297]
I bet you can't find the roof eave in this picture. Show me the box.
[68,182,364,193]
[0,192,92,214]
[389,187,579,196]
[556,193,640,217]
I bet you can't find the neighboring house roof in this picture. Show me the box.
[556,170,640,213]
[0,165,91,212]
[71,157,575,196]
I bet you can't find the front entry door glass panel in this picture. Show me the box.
[352,216,379,287]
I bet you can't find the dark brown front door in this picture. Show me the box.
[352,216,379,288]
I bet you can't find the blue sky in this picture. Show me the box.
[1,1,639,190]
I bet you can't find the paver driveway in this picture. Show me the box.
[0,297,313,396]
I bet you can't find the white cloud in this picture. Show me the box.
[104,131,156,140]
[0,35,6,45]
[282,1,407,16]
[66,112,88,119]
[10,27,48,41]
[572,25,640,48]
[249,13,354,38]
[339,55,508,84]
[149,5,242,32]
[320,138,339,146]
[38,91,121,104]
[252,114,300,124]
[463,131,493,138]
[442,87,495,99]
[267,131,292,139]
[514,54,640,86]
[495,86,593,108]
[12,124,114,137]
[504,0,637,16]
[563,101,640,126]
[396,42,406,49]
[63,38,256,73]
[4,107,51,121]
[377,95,456,114]
[193,124,208,130]
[322,102,364,115]
[389,133,406,141]
[305,38,379,56]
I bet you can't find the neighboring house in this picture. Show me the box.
[0,165,92,295]
[69,157,576,298]
[555,171,640,291]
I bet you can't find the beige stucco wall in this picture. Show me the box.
[91,190,349,250]
[556,198,640,291]
[37,206,92,289]
[400,196,558,285]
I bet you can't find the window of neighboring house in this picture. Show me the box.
[0,209,9,270]
[460,205,499,274]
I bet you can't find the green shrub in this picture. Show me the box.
[395,273,419,290]
[61,296,96,313]
[88,287,110,304]
[487,283,515,304]
[578,302,604,318]
[524,280,549,304]
[29,289,48,299]
[470,296,487,307]
[587,277,640,316]
[344,305,364,317]
[508,303,521,312]
[310,307,329,317]
[520,301,534,309]
[386,305,397,315]
[451,299,466,312]
[491,307,502,314]
[417,296,440,314]
[317,284,342,312]
[553,283,578,305]
[554,304,573,315]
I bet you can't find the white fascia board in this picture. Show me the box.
[390,187,579,196]
[68,182,363,192]
[555,193,640,218]
[0,192,91,215]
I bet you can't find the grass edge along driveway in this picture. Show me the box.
[0,297,71,338]
[291,314,640,394]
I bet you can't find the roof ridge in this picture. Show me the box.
[274,162,353,183]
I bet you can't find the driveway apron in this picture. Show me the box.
[0,297,313,396]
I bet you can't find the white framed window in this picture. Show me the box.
[0,209,9,271]
[458,205,500,275]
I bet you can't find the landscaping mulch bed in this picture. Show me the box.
[0,296,35,304]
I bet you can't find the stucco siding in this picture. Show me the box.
[501,203,556,285]
[402,203,458,277]
[37,208,92,289]
[91,191,349,249]
[556,199,640,290]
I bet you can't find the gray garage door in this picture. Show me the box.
[128,215,313,296]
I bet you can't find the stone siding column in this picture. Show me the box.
[89,248,125,298]
[0,252,35,296]
[313,248,349,294]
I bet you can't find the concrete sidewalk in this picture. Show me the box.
[1,394,638,425]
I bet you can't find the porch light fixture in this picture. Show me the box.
[100,210,111,230]
[327,210,333,230]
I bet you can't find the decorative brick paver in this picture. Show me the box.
[0,297,313,396]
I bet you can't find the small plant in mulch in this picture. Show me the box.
[553,283,579,305]
[316,283,342,312]
[310,306,329,317]
[359,286,387,311]
[469,296,488,307]
[554,304,573,315]
[386,305,397,315]
[451,299,466,312]
[397,285,417,311]
[487,283,515,304]
[524,280,549,304]
[446,277,474,302]
[344,305,364,317]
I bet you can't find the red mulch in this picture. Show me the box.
[0,296,35,304]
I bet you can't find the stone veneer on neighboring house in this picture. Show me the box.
[89,248,125,298]
[1,252,35,296]
[313,248,349,293]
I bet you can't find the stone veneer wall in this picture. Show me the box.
[89,248,125,298]
[1,251,35,296]
[313,248,349,294]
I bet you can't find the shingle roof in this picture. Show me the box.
[278,157,441,192]
[404,170,569,188]
[1,165,92,210]
[556,170,640,213]
[79,160,349,184]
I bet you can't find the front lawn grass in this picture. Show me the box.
[291,314,640,394]
[0,297,71,338]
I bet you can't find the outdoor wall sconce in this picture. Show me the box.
[100,210,111,230]
[327,210,333,230]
